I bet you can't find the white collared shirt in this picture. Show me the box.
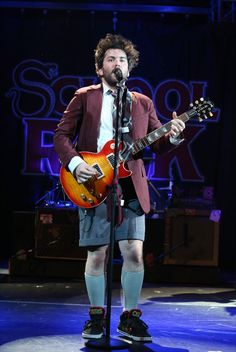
[97,83,114,152]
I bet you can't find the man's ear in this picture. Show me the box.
[97,68,103,77]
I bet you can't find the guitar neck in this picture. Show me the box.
[131,112,190,156]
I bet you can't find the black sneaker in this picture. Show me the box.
[117,309,152,342]
[82,307,105,339]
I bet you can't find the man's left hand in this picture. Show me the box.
[169,111,185,138]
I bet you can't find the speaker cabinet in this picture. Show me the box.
[163,208,219,266]
[35,207,87,260]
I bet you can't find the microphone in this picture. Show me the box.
[113,68,123,82]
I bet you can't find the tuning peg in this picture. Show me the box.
[209,112,213,117]
[202,110,208,119]
[200,97,204,102]
[198,116,203,122]
[195,100,199,105]
[189,102,193,108]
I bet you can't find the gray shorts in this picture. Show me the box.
[78,201,145,247]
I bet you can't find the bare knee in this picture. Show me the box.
[119,240,144,271]
[85,245,108,275]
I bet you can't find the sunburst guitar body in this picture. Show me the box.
[60,140,131,208]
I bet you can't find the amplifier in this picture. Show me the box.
[163,208,220,266]
[35,207,87,260]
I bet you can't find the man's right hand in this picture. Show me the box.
[74,162,98,184]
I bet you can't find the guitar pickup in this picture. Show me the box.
[91,163,104,179]
[107,153,115,169]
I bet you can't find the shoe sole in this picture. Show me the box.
[82,332,104,339]
[117,328,152,342]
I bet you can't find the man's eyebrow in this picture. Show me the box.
[106,55,127,59]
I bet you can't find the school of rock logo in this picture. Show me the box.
[6,59,219,183]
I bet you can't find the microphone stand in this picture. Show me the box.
[85,79,130,350]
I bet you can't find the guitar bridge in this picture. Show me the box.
[84,178,104,201]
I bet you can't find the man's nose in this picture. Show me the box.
[114,59,121,66]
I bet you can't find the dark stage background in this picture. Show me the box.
[0,2,235,273]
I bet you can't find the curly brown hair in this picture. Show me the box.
[95,33,139,74]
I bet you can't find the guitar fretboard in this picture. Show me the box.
[131,112,190,155]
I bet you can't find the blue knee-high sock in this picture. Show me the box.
[121,269,144,311]
[84,273,105,307]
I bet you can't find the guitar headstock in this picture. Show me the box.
[189,97,214,122]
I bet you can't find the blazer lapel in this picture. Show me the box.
[131,92,138,140]
[86,84,103,146]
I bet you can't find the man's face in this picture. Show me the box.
[98,48,129,87]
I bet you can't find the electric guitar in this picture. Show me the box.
[59,98,214,208]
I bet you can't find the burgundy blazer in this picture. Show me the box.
[54,83,176,213]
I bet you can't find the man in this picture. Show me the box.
[54,33,185,342]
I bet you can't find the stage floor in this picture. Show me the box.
[0,276,235,352]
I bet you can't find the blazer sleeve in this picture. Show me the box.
[53,90,84,168]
